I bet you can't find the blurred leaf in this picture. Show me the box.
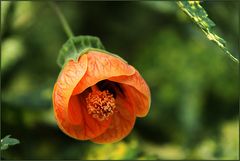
[11,1,35,31]
[191,139,217,159]
[2,76,53,110]
[1,135,20,151]
[142,1,176,13]
[1,36,25,73]
[141,142,185,160]
[220,120,239,159]
[1,1,12,33]
[134,28,238,145]
[190,119,239,160]
[177,1,239,63]
[85,138,139,160]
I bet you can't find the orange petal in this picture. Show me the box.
[91,94,136,144]
[67,94,112,140]
[109,70,151,117]
[54,103,81,140]
[72,51,135,95]
[68,94,84,125]
[53,54,88,124]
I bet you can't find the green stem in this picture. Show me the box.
[49,2,74,38]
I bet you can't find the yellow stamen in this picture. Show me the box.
[86,85,116,121]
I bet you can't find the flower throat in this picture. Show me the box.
[86,85,116,121]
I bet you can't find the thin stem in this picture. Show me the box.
[49,2,74,38]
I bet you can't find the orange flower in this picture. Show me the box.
[52,50,150,143]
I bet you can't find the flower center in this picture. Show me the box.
[86,85,116,121]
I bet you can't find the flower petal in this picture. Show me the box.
[53,54,88,125]
[54,103,81,140]
[91,94,136,144]
[54,93,112,140]
[72,51,135,95]
[109,70,151,117]
[69,94,112,140]
[68,94,84,125]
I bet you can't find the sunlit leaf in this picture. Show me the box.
[1,135,20,151]
[177,1,239,63]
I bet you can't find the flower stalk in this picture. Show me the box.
[49,2,74,38]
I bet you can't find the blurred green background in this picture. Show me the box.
[1,1,239,160]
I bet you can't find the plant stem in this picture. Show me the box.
[49,2,74,38]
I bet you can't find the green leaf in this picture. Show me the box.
[177,1,239,63]
[57,35,105,67]
[1,135,20,151]
[1,36,25,73]
[1,1,12,32]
